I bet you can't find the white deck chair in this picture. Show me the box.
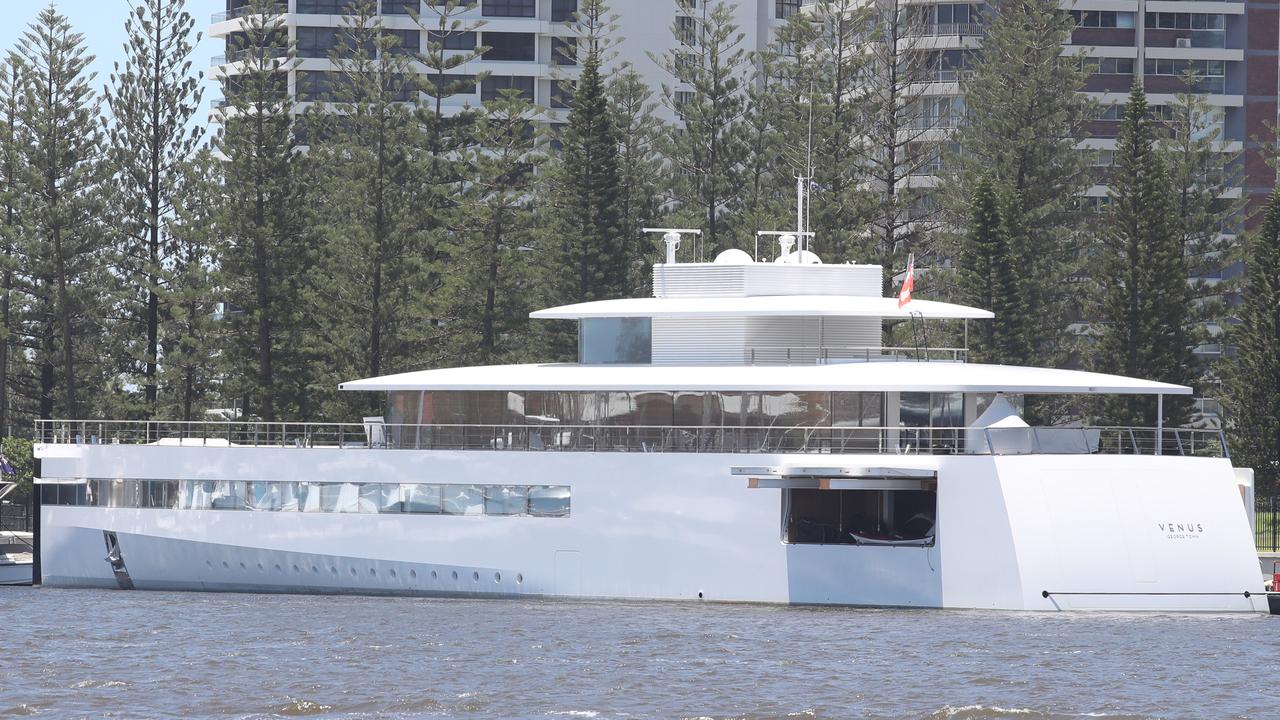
[363,416,386,448]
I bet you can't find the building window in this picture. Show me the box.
[552,0,577,22]
[776,0,800,19]
[578,317,652,365]
[482,32,536,61]
[1085,57,1135,75]
[381,0,417,13]
[384,29,420,55]
[482,0,535,17]
[428,30,477,50]
[297,0,359,13]
[426,73,477,95]
[296,26,342,58]
[1070,10,1134,28]
[676,16,698,46]
[551,80,574,109]
[552,36,578,65]
[481,74,535,101]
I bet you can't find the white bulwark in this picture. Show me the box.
[33,239,1268,613]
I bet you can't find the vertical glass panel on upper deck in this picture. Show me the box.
[578,318,652,364]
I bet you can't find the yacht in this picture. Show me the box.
[31,229,1267,612]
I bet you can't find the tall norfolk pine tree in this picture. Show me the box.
[0,55,26,434]
[1095,82,1193,427]
[542,0,625,359]
[303,0,434,418]
[945,0,1093,369]
[957,178,1027,365]
[104,0,205,416]
[654,0,749,254]
[1221,191,1280,493]
[16,5,110,420]
[216,0,309,421]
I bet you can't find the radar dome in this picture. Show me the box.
[714,248,754,265]
[774,250,823,265]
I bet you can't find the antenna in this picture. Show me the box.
[643,228,702,264]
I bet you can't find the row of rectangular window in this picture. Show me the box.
[42,480,571,517]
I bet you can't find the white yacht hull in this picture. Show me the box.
[35,444,1267,612]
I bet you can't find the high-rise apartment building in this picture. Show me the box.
[209,0,796,122]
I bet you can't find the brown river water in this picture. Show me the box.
[0,586,1277,719]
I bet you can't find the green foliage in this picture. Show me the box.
[1094,82,1194,427]
[1220,191,1280,493]
[956,178,1027,365]
[945,0,1094,369]
[103,0,205,416]
[1,437,33,504]
[607,67,663,293]
[215,0,311,421]
[541,2,625,359]
[653,0,749,254]
[15,4,112,421]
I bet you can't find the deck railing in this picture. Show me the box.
[747,346,968,364]
[34,420,1229,458]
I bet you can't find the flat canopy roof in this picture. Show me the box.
[340,362,1190,396]
[530,295,994,321]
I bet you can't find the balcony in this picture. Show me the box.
[35,420,1229,457]
[906,23,984,38]
[212,3,287,23]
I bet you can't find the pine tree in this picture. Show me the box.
[215,0,309,420]
[861,0,942,287]
[0,55,27,435]
[1163,74,1246,377]
[103,0,205,416]
[158,150,224,421]
[957,178,1026,364]
[945,0,1094,370]
[608,67,663,293]
[1220,191,1280,493]
[303,0,434,419]
[653,0,749,254]
[441,91,541,365]
[771,0,873,264]
[542,0,625,359]
[1095,82,1193,427]
[735,47,791,245]
[15,4,111,420]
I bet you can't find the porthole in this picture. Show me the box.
[350,567,357,576]
[274,563,282,572]
[410,569,417,580]
[389,569,397,579]
[451,570,458,581]
[239,562,246,570]
[431,570,438,580]
[516,573,523,584]
[493,572,501,583]
[205,560,212,568]
[221,561,229,569]
[257,563,264,571]
[330,566,338,575]
[292,564,300,573]
[311,566,319,574]
[369,568,377,577]
[472,571,480,582]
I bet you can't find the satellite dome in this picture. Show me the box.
[714,248,754,265]
[774,250,823,265]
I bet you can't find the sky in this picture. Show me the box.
[0,0,224,132]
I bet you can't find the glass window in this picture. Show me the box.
[382,0,417,13]
[428,30,477,50]
[529,486,571,517]
[482,0,535,17]
[385,29,419,55]
[249,481,298,511]
[578,317,652,364]
[360,483,403,513]
[404,484,443,513]
[481,75,534,102]
[484,485,529,515]
[482,32,536,61]
[551,37,577,65]
[442,485,485,515]
[551,79,574,109]
[551,0,577,21]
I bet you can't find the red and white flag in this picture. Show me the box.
[898,253,915,309]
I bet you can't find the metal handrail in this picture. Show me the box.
[32,420,1229,458]
[747,345,968,364]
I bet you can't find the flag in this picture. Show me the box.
[898,253,915,309]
